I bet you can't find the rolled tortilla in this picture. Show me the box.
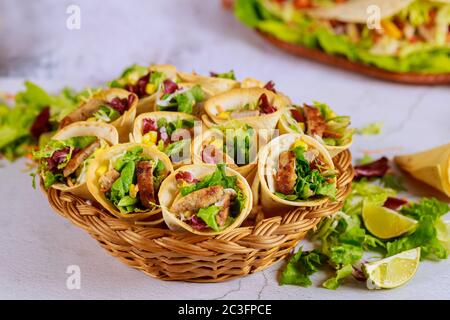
[193,120,270,180]
[158,164,253,235]
[49,121,119,200]
[87,143,173,222]
[60,88,138,143]
[177,71,240,96]
[395,143,450,197]
[306,0,415,23]
[258,133,336,214]
[204,88,290,130]
[136,64,178,115]
[132,111,202,167]
[278,106,353,157]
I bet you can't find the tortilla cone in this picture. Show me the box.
[158,164,253,236]
[258,133,336,214]
[61,88,137,143]
[395,143,450,197]
[277,107,353,157]
[49,121,119,200]
[306,0,415,23]
[132,111,202,167]
[192,128,255,180]
[136,64,178,115]
[177,72,240,96]
[87,143,173,223]
[204,88,289,130]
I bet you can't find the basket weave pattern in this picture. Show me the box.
[46,151,354,282]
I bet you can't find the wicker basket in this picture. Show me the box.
[45,151,354,282]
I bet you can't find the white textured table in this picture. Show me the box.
[0,0,449,300]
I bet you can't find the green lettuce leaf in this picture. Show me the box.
[197,205,221,232]
[280,248,325,287]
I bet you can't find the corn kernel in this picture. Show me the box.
[145,83,156,95]
[292,139,308,151]
[129,184,139,199]
[142,131,158,145]
[381,20,403,40]
[87,117,97,122]
[217,112,230,120]
[96,165,108,177]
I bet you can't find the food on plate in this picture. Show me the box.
[32,121,118,199]
[60,88,138,142]
[204,87,290,129]
[278,101,354,157]
[87,143,173,222]
[158,164,252,235]
[234,0,450,75]
[132,111,201,166]
[395,142,450,197]
[257,133,337,213]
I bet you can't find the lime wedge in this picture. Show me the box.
[363,247,420,289]
[362,201,417,239]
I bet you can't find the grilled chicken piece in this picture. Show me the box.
[215,191,236,227]
[230,110,260,119]
[304,104,326,137]
[171,185,225,214]
[275,151,297,195]
[60,99,104,128]
[136,161,156,209]
[99,169,120,193]
[63,140,101,177]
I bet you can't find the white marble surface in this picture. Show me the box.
[1,0,450,300]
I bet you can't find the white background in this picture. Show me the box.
[0,0,449,299]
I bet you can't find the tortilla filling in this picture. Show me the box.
[273,139,337,201]
[170,164,246,232]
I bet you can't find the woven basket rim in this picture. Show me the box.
[44,150,354,282]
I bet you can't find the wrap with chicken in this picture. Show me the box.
[193,120,270,179]
[86,143,173,222]
[132,111,202,167]
[278,102,353,157]
[60,88,138,142]
[257,133,337,213]
[34,121,119,200]
[204,88,290,130]
[158,164,252,235]
[109,64,178,115]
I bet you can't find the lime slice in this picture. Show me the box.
[363,247,420,289]
[362,201,417,239]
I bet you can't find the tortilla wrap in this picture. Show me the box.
[49,121,119,200]
[177,71,240,96]
[136,64,178,115]
[258,133,336,214]
[204,88,290,130]
[132,111,202,167]
[395,143,450,197]
[193,120,271,180]
[86,143,173,222]
[306,0,415,23]
[277,107,353,157]
[158,164,253,235]
[61,88,137,143]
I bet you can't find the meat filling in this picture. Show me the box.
[136,161,156,209]
[303,104,326,137]
[171,185,225,214]
[275,151,297,195]
[99,169,120,193]
[63,139,101,177]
